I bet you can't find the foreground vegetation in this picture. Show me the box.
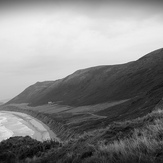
[1,108,163,162]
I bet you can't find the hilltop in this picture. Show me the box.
[8,48,163,108]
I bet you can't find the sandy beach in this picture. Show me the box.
[0,111,60,142]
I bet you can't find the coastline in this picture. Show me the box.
[0,111,60,142]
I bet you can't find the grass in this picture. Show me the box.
[22,108,163,163]
[1,106,163,162]
[88,109,163,163]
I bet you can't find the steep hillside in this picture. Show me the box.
[8,81,55,104]
[8,48,163,109]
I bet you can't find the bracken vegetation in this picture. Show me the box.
[1,108,163,163]
[0,136,61,163]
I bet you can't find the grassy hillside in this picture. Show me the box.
[8,81,55,104]
[8,48,163,108]
[1,108,163,163]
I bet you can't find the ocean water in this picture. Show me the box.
[0,112,34,141]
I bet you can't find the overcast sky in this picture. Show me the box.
[0,0,163,101]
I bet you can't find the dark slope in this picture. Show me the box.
[8,81,55,104]
[8,48,163,107]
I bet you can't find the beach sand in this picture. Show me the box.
[0,111,60,142]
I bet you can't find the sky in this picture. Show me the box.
[0,0,163,101]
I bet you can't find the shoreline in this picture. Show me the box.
[0,111,60,142]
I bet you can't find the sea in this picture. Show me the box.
[0,112,34,141]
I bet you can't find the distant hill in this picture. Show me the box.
[8,48,163,112]
[8,81,54,104]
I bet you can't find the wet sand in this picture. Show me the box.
[0,111,60,142]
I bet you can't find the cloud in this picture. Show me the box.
[0,0,163,99]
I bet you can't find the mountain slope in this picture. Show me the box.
[8,48,163,108]
[8,81,55,104]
